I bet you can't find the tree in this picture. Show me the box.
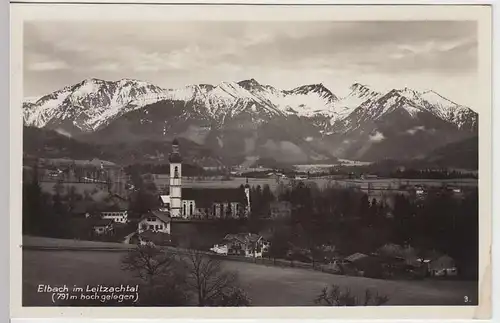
[183,250,247,306]
[261,184,274,216]
[268,225,292,258]
[121,245,189,305]
[358,194,371,223]
[22,166,45,235]
[315,284,389,306]
[65,186,81,213]
[208,287,251,306]
[121,245,180,287]
[129,189,159,217]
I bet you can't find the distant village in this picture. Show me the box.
[21,139,478,281]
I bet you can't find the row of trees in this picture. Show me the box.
[265,181,478,279]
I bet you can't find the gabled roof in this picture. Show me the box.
[223,233,262,245]
[140,210,171,224]
[92,219,114,227]
[183,188,247,208]
[160,195,170,204]
[345,252,368,263]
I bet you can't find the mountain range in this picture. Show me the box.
[23,78,478,166]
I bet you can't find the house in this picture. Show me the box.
[210,243,229,255]
[344,253,385,278]
[270,201,292,219]
[159,195,170,212]
[92,219,114,235]
[101,210,128,223]
[122,231,137,244]
[377,244,418,263]
[415,186,426,197]
[99,200,129,224]
[138,210,171,234]
[137,229,172,246]
[213,233,266,258]
[345,252,369,263]
[99,195,129,223]
[428,254,457,277]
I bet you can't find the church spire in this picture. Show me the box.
[169,138,182,163]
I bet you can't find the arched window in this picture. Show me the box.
[213,204,216,217]
[189,202,193,216]
[183,203,186,216]
[174,166,179,178]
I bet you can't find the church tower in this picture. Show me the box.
[169,138,182,218]
[244,178,251,216]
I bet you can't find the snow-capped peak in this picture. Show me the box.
[23,78,172,132]
[287,83,338,101]
[23,77,477,137]
[334,83,382,120]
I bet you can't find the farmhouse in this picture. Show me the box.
[211,233,267,258]
[428,254,457,277]
[92,219,114,235]
[158,139,251,219]
[99,194,129,223]
[100,209,128,224]
[138,210,171,234]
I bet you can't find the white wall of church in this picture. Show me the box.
[182,200,196,218]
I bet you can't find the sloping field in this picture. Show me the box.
[23,236,133,250]
[21,237,477,307]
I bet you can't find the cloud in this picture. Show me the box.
[28,60,69,71]
[54,128,72,138]
[369,131,385,142]
[23,20,478,107]
[406,125,426,135]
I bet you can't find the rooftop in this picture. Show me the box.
[140,210,171,223]
[223,233,262,245]
[183,187,247,207]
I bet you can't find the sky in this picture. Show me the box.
[24,21,478,108]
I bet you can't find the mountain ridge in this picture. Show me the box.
[23,77,478,163]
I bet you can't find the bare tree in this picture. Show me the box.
[315,284,389,306]
[183,250,247,306]
[121,245,179,287]
[120,245,190,306]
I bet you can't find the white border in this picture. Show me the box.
[8,1,495,321]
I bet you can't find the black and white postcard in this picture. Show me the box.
[9,2,493,320]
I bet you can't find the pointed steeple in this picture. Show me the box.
[169,138,182,163]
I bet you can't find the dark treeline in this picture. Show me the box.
[263,182,478,279]
[307,166,477,179]
[124,163,206,177]
[23,166,79,238]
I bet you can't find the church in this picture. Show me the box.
[159,139,251,220]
